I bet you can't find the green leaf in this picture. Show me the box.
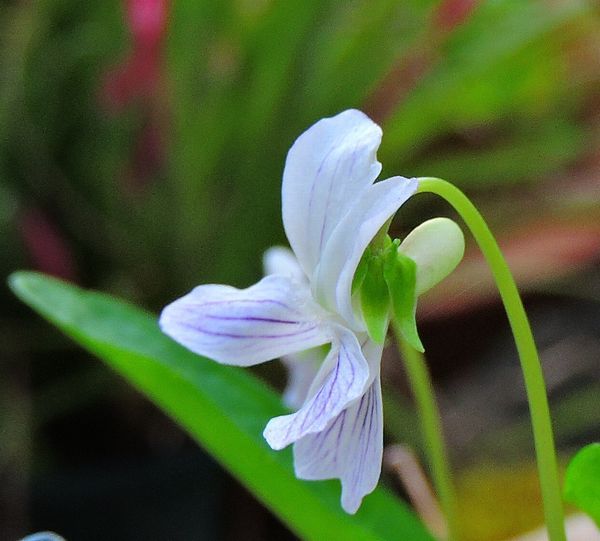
[406,120,585,188]
[381,0,590,162]
[298,0,437,113]
[384,250,424,353]
[564,443,600,527]
[360,255,390,344]
[9,271,434,541]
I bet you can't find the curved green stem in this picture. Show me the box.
[417,177,566,541]
[394,329,459,541]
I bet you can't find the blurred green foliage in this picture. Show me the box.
[2,2,600,537]
[564,443,600,526]
[2,0,599,307]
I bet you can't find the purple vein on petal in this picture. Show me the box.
[356,385,374,483]
[297,350,341,434]
[349,381,378,495]
[334,411,347,466]
[205,315,302,325]
[317,132,362,255]
[269,338,365,450]
[195,298,295,311]
[318,152,343,254]
[178,321,319,340]
[298,340,351,435]
[297,408,347,477]
[350,388,368,438]
[308,142,336,263]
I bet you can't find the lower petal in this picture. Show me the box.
[293,375,384,514]
[281,348,325,410]
[263,327,370,450]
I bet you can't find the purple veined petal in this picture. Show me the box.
[159,275,331,366]
[263,247,324,408]
[282,110,383,280]
[314,176,419,329]
[263,326,372,450]
[293,375,384,514]
[263,246,306,283]
[280,347,325,410]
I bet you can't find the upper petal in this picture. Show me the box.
[314,176,418,329]
[159,275,331,366]
[293,375,384,514]
[263,326,371,449]
[282,109,383,279]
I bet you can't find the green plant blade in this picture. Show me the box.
[9,271,434,541]
[564,443,600,527]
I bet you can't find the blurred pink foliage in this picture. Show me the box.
[102,0,168,110]
[101,0,169,193]
[126,120,166,191]
[434,0,478,33]
[127,0,168,45]
[19,208,77,281]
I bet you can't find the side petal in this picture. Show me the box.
[282,109,383,279]
[263,246,306,283]
[315,176,418,329]
[263,327,371,450]
[293,375,384,514]
[159,275,331,366]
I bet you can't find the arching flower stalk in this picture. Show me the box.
[160,110,464,513]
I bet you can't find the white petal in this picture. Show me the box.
[314,176,418,328]
[263,246,306,283]
[282,109,383,279]
[293,375,384,514]
[398,217,465,296]
[281,348,324,410]
[263,327,371,449]
[159,275,331,366]
[263,247,323,407]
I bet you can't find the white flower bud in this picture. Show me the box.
[398,217,465,296]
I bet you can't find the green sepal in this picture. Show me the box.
[352,247,371,295]
[359,254,390,344]
[564,443,600,527]
[384,247,424,353]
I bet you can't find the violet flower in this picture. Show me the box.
[160,110,464,512]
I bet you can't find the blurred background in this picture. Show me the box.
[1,0,599,539]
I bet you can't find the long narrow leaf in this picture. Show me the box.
[9,271,434,541]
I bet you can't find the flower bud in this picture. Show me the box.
[398,217,465,296]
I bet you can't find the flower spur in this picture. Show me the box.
[159,109,463,513]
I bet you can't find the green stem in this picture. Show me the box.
[417,177,566,541]
[394,329,460,541]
